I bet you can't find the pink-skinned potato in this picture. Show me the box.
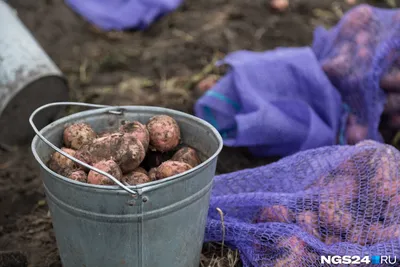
[319,199,353,234]
[87,160,122,185]
[48,147,76,175]
[322,54,351,78]
[296,211,321,239]
[122,172,151,185]
[68,170,88,183]
[369,150,399,200]
[171,146,201,168]
[254,205,294,223]
[119,121,150,151]
[340,5,373,35]
[84,133,145,173]
[147,115,181,152]
[133,167,148,176]
[345,114,368,145]
[63,123,96,150]
[155,160,192,180]
[383,195,400,226]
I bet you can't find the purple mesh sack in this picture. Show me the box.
[205,140,400,266]
[312,4,400,145]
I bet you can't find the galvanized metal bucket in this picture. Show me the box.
[0,0,69,145]
[30,102,223,267]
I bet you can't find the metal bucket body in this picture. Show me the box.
[31,106,223,267]
[0,1,69,145]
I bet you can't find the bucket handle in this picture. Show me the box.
[29,102,139,197]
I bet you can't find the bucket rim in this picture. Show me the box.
[31,104,223,193]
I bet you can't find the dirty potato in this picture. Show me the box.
[87,160,122,185]
[68,170,88,183]
[296,211,321,239]
[348,226,369,246]
[254,205,294,223]
[48,147,76,175]
[319,199,353,234]
[122,172,151,185]
[119,121,150,151]
[63,123,96,150]
[147,115,181,152]
[85,133,145,173]
[369,150,399,200]
[133,167,148,176]
[382,195,400,226]
[171,146,201,168]
[155,160,192,179]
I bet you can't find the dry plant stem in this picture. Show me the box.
[216,207,225,258]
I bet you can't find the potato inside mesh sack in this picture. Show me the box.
[204,140,400,267]
[312,4,400,144]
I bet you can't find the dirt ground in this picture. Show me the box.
[0,0,396,266]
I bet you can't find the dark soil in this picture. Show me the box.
[0,0,396,266]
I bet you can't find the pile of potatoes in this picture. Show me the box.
[47,115,202,186]
[253,140,400,266]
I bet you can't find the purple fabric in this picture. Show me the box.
[312,4,397,145]
[195,4,398,157]
[64,0,183,30]
[205,141,400,266]
[195,47,345,157]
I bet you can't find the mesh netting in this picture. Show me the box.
[312,4,400,144]
[205,140,400,266]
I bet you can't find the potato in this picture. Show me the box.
[141,150,173,170]
[380,68,400,91]
[308,174,358,204]
[273,236,319,267]
[197,75,219,92]
[48,147,76,175]
[87,160,122,185]
[171,147,201,168]
[355,31,371,46]
[133,167,148,176]
[119,121,150,151]
[68,170,87,183]
[324,235,342,245]
[122,172,151,185]
[321,175,358,204]
[85,133,145,173]
[374,224,400,242]
[254,205,294,223]
[270,0,288,12]
[277,235,307,256]
[390,114,400,130]
[369,152,399,199]
[341,5,373,33]
[322,54,351,78]
[319,199,353,233]
[147,115,181,152]
[382,195,400,225]
[63,123,96,150]
[345,114,368,145]
[74,149,92,171]
[348,227,368,246]
[148,168,157,181]
[296,211,321,239]
[155,160,192,180]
